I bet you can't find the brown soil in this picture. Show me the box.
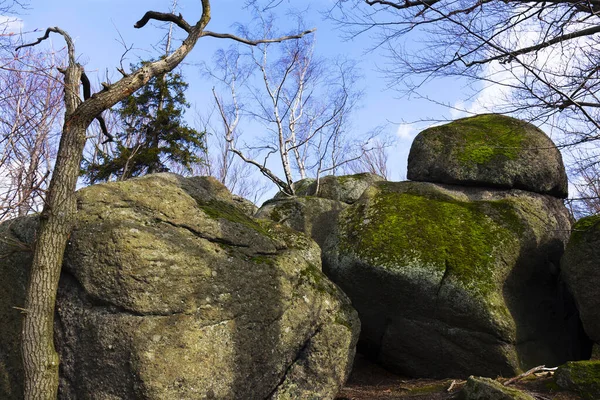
[336,354,583,400]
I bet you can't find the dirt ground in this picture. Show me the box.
[335,354,583,400]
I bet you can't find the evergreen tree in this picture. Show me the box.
[83,64,205,183]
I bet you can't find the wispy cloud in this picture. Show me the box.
[396,123,416,140]
[0,15,24,35]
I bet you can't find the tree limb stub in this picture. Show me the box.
[134,11,192,33]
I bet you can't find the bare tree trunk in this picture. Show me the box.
[21,56,84,398]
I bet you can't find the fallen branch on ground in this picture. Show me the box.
[504,365,558,386]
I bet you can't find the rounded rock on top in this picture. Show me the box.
[407,114,568,198]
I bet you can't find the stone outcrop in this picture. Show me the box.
[561,215,600,344]
[256,197,347,248]
[261,173,384,248]
[407,114,568,198]
[274,173,384,204]
[322,180,585,378]
[0,173,360,400]
[258,117,585,379]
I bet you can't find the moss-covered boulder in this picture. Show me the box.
[407,114,568,198]
[255,197,348,248]
[460,376,535,400]
[274,173,384,204]
[0,173,360,400]
[555,361,600,399]
[323,180,586,378]
[561,215,600,344]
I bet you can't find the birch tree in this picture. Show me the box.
[209,16,375,196]
[0,48,63,220]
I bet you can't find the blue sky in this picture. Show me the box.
[11,0,472,185]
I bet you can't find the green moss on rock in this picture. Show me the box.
[449,114,526,165]
[407,114,568,198]
[570,215,600,246]
[555,361,600,399]
[338,183,522,301]
[462,376,535,400]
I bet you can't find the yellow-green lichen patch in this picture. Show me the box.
[338,184,523,301]
[439,114,527,165]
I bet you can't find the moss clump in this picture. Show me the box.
[570,215,600,246]
[555,361,600,399]
[432,114,527,165]
[198,200,272,237]
[339,183,522,301]
[249,255,275,265]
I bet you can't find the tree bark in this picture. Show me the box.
[21,58,85,399]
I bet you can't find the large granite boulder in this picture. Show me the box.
[407,114,568,198]
[0,173,360,400]
[561,215,600,344]
[323,180,586,378]
[274,173,384,204]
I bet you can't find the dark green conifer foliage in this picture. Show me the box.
[83,64,205,183]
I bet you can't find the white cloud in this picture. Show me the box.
[396,123,416,140]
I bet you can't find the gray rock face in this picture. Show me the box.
[256,197,348,248]
[561,215,600,344]
[232,194,258,216]
[323,180,585,378]
[1,173,360,400]
[407,114,568,198]
[274,173,384,204]
[0,216,37,398]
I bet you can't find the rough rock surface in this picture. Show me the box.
[461,376,535,400]
[0,173,360,400]
[256,197,348,248]
[561,215,600,344]
[275,173,384,204]
[232,194,258,216]
[555,361,600,400]
[0,216,37,398]
[407,114,568,198]
[323,180,585,378]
